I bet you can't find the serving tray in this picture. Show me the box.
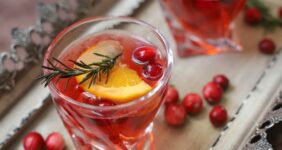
[1,0,282,149]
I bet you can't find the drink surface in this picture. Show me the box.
[162,0,246,38]
[54,30,165,105]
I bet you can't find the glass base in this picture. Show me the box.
[175,28,242,57]
[162,7,242,57]
[69,123,155,150]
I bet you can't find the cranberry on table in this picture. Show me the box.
[165,103,186,126]
[143,62,163,80]
[213,74,229,90]
[258,38,276,55]
[279,7,282,18]
[203,82,223,104]
[164,85,179,104]
[23,132,45,150]
[182,93,203,115]
[209,105,228,127]
[45,132,65,150]
[132,46,156,64]
[244,7,262,25]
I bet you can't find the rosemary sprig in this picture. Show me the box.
[247,0,282,31]
[39,53,122,88]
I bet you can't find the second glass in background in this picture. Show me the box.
[160,0,246,57]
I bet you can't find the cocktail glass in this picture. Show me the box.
[160,0,246,57]
[43,16,173,150]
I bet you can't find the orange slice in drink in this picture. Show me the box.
[75,40,152,103]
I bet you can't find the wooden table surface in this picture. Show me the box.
[2,0,282,150]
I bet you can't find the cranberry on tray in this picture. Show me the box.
[164,85,179,105]
[165,103,186,127]
[209,105,228,127]
[182,93,203,115]
[213,74,229,91]
[203,82,223,104]
[23,132,45,150]
[45,132,65,150]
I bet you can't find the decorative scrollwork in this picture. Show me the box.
[0,0,95,92]
[243,91,282,150]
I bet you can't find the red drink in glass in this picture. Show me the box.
[43,17,172,150]
[160,0,246,57]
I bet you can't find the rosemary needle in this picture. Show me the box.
[38,53,122,88]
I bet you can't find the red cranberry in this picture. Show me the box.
[164,103,186,126]
[259,38,276,54]
[182,93,203,115]
[132,46,156,64]
[279,7,282,18]
[203,82,223,104]
[143,62,163,80]
[209,105,228,127]
[213,74,229,90]
[164,85,179,104]
[45,132,65,150]
[23,132,45,150]
[244,7,262,25]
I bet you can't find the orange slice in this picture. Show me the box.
[75,40,152,103]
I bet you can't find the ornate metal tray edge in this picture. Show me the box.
[0,0,96,92]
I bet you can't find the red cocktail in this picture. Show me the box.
[160,0,246,57]
[43,17,172,150]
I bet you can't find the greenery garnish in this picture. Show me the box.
[247,0,282,31]
[39,53,122,88]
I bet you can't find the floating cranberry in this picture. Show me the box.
[203,82,223,104]
[45,132,65,150]
[23,132,45,150]
[182,93,203,115]
[164,85,179,105]
[244,7,262,25]
[143,62,163,80]
[259,38,276,54]
[164,103,186,126]
[209,105,228,127]
[132,46,156,64]
[213,74,229,90]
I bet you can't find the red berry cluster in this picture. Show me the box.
[132,46,163,80]
[244,6,282,55]
[163,74,229,127]
[23,132,65,150]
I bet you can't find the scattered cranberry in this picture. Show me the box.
[279,7,282,18]
[45,132,65,150]
[213,74,229,90]
[164,85,179,104]
[244,7,262,25]
[132,46,156,64]
[203,82,223,104]
[143,62,163,80]
[23,132,45,150]
[165,103,186,126]
[259,38,276,54]
[182,93,203,115]
[209,105,228,127]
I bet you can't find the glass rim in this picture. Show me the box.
[44,16,173,111]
